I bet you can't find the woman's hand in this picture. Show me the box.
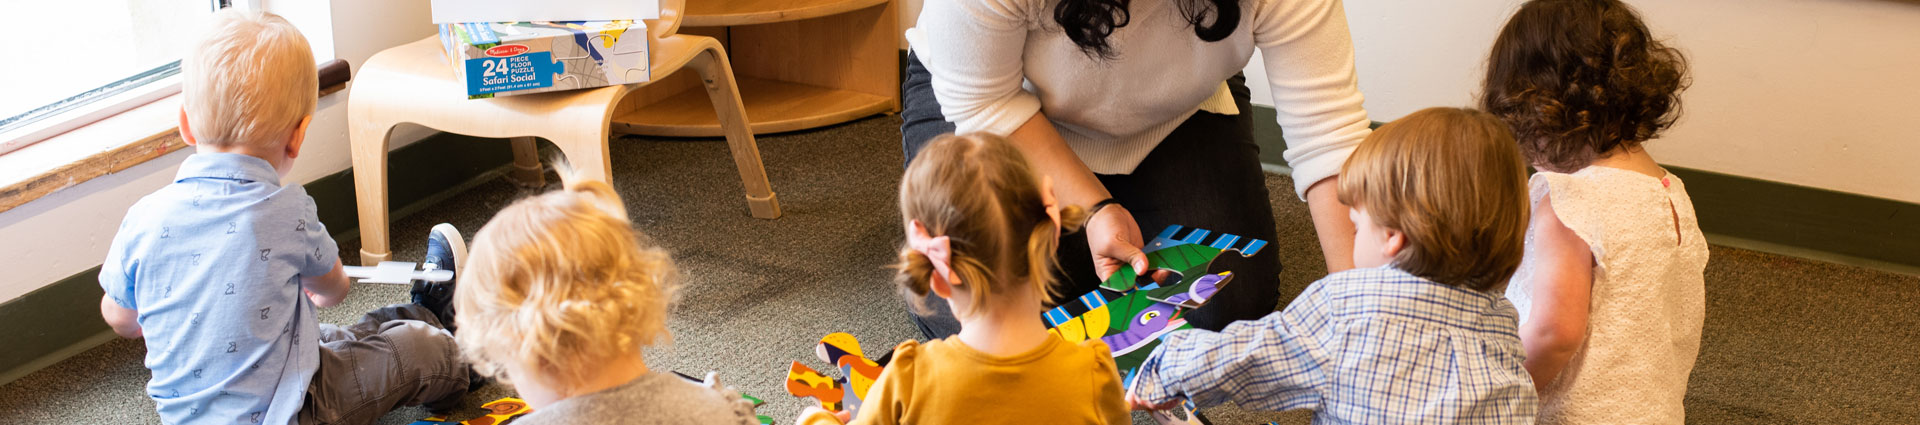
[1085,203,1150,282]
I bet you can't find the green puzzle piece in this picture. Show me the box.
[1101,242,1224,292]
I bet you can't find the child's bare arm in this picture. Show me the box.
[1517,193,1594,392]
[100,294,142,339]
[301,259,351,308]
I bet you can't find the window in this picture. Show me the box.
[0,0,219,155]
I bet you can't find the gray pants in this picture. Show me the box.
[298,304,469,425]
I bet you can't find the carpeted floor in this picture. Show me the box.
[1,115,1914,424]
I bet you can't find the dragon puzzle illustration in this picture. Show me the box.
[1045,225,1267,384]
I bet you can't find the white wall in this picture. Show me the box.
[1312,0,1920,203]
[0,1,438,303]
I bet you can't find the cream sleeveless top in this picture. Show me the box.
[1506,166,1709,424]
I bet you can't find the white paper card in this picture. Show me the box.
[343,261,454,284]
[430,0,660,24]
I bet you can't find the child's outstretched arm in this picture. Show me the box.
[300,259,351,308]
[1517,193,1593,392]
[1129,315,1324,412]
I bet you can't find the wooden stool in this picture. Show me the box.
[347,0,779,265]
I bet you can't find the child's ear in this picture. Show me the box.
[178,108,198,146]
[1380,228,1406,260]
[284,115,313,159]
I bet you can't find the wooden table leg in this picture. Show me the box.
[508,136,547,187]
[351,123,395,266]
[692,47,781,219]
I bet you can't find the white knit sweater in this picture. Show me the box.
[907,0,1372,198]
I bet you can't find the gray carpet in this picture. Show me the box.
[1,115,1914,424]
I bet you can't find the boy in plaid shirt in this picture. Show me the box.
[1128,107,1538,424]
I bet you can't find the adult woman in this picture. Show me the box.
[901,0,1371,338]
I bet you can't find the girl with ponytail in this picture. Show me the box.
[798,134,1130,424]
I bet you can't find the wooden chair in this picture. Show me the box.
[348,0,779,265]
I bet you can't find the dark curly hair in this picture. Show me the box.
[1056,0,1240,59]
[1480,0,1689,172]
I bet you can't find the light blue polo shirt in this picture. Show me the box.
[100,153,337,425]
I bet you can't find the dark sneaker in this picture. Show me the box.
[412,223,465,332]
[422,223,465,276]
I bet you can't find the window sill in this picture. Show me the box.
[0,60,350,214]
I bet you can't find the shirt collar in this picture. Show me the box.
[174,153,282,186]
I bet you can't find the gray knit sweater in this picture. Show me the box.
[512,372,760,425]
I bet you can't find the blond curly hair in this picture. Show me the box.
[455,164,679,387]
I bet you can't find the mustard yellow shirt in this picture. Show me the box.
[801,335,1131,425]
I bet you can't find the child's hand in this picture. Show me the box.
[793,406,850,424]
[1127,393,1180,411]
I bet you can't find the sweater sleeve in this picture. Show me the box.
[912,0,1045,136]
[1251,0,1373,199]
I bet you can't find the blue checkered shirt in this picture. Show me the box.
[1133,267,1538,424]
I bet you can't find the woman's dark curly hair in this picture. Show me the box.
[1056,0,1240,59]
[1480,0,1689,172]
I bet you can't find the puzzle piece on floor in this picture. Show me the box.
[463,398,531,425]
[1048,225,1263,385]
[343,261,452,284]
[787,361,845,412]
[1100,225,1267,292]
[408,398,531,425]
[787,333,893,417]
[816,332,887,411]
[406,416,459,425]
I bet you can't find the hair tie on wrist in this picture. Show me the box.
[1089,198,1121,218]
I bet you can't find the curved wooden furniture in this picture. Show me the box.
[612,0,899,137]
[684,0,888,26]
[348,0,780,265]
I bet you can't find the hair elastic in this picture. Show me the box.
[1089,198,1121,218]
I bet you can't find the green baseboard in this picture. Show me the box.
[0,132,514,385]
[1665,167,1919,269]
[1249,105,1920,272]
[0,269,119,386]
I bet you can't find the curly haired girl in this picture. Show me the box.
[1482,1,1708,423]
[456,165,759,424]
